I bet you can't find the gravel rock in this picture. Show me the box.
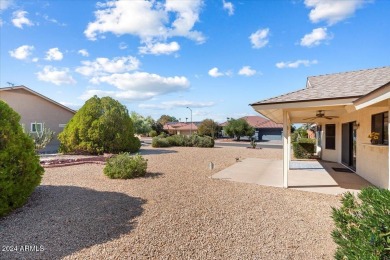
[0,146,340,259]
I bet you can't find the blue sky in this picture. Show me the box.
[1,0,389,122]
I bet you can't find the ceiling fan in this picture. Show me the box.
[303,110,339,121]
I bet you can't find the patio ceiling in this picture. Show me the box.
[251,97,356,124]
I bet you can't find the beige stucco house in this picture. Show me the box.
[163,122,198,136]
[0,85,76,153]
[251,66,390,189]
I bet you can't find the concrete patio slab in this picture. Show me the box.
[212,158,372,195]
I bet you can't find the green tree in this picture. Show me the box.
[197,119,219,138]
[130,112,153,136]
[0,100,44,217]
[58,96,140,155]
[157,114,178,126]
[224,118,255,141]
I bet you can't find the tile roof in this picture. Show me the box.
[174,123,198,131]
[251,66,390,105]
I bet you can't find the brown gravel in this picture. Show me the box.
[0,146,340,259]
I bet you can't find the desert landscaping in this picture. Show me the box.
[0,146,340,259]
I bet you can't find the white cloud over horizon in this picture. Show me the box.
[76,56,140,77]
[0,0,13,10]
[78,49,89,57]
[276,59,318,69]
[305,0,367,25]
[238,66,256,76]
[9,45,34,60]
[84,0,204,55]
[45,47,64,61]
[80,72,190,102]
[208,67,224,77]
[139,100,215,110]
[12,10,34,28]
[249,28,270,49]
[36,66,76,85]
[300,27,330,47]
[222,0,234,16]
[139,41,180,55]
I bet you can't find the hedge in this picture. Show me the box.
[292,138,316,159]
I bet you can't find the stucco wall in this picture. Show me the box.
[320,106,389,189]
[0,89,75,153]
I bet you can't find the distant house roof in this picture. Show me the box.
[163,122,199,131]
[174,123,198,131]
[0,85,76,114]
[220,116,282,129]
[251,66,390,105]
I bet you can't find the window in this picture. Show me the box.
[31,123,43,133]
[325,124,336,150]
[372,112,388,145]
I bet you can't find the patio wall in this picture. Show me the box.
[320,106,389,189]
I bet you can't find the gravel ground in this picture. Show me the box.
[0,146,340,259]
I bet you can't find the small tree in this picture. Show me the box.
[0,101,43,217]
[197,119,219,138]
[224,118,255,141]
[23,123,55,152]
[58,96,140,155]
[130,112,153,136]
[157,114,178,126]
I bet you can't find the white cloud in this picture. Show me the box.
[139,41,180,55]
[32,57,39,62]
[238,66,256,76]
[76,56,140,77]
[78,49,89,57]
[36,66,76,85]
[0,0,13,11]
[12,10,34,29]
[249,28,269,49]
[119,42,128,50]
[84,0,205,50]
[9,45,34,60]
[139,100,214,110]
[208,67,224,77]
[45,48,64,61]
[222,0,234,16]
[305,0,367,25]
[80,72,190,102]
[300,27,330,47]
[276,59,318,69]
[42,14,66,26]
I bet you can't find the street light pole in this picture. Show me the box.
[186,107,192,135]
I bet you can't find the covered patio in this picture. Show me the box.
[212,158,372,195]
[250,67,390,190]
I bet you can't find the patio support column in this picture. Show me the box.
[388,102,390,189]
[283,110,290,188]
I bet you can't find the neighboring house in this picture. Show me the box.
[0,85,76,153]
[220,116,283,141]
[250,66,390,189]
[163,122,198,135]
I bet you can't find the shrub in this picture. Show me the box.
[332,187,390,259]
[149,130,158,137]
[0,101,44,217]
[292,138,315,159]
[153,135,214,148]
[104,153,147,179]
[58,96,140,155]
[152,137,171,148]
[196,135,214,148]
